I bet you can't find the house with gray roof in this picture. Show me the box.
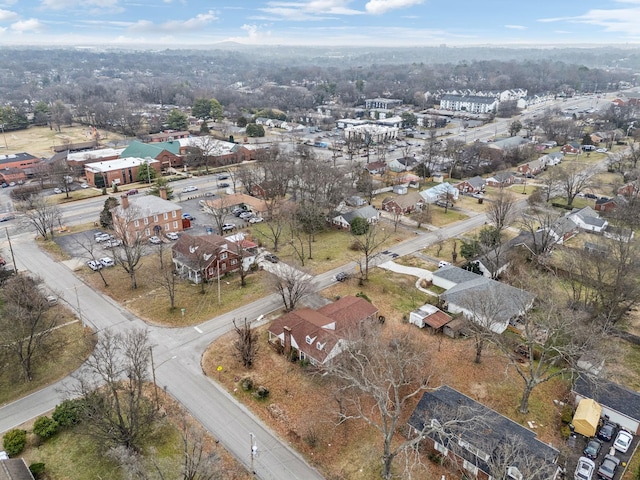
[546,216,579,244]
[419,183,459,204]
[455,175,486,194]
[331,205,380,230]
[408,385,561,480]
[567,206,608,233]
[112,192,183,240]
[487,136,529,152]
[485,171,516,188]
[432,265,534,333]
[439,94,498,114]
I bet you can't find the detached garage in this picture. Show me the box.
[572,398,602,437]
[573,377,640,435]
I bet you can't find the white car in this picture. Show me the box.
[99,257,115,267]
[104,238,122,248]
[574,456,595,480]
[239,211,254,220]
[596,148,608,153]
[148,236,162,244]
[87,260,103,271]
[80,183,89,189]
[182,186,198,193]
[95,233,112,243]
[248,217,264,224]
[53,187,62,194]
[613,430,633,453]
[165,232,179,241]
[221,223,236,232]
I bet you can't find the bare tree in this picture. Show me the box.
[324,327,432,480]
[555,162,591,207]
[260,198,289,252]
[267,264,314,312]
[178,416,222,480]
[519,205,563,258]
[201,195,230,236]
[351,224,389,283]
[0,275,59,381]
[233,318,259,369]
[487,189,516,233]
[71,329,159,453]
[17,195,62,240]
[155,246,178,310]
[74,233,110,287]
[111,202,146,289]
[234,163,263,197]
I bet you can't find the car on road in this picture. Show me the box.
[263,253,279,263]
[248,217,264,224]
[182,186,198,193]
[165,232,180,241]
[53,187,62,194]
[95,233,112,243]
[99,257,115,267]
[613,430,633,453]
[597,422,617,442]
[182,213,195,221]
[148,236,162,244]
[87,260,103,271]
[574,456,595,480]
[597,454,620,480]
[221,223,236,232]
[216,173,229,180]
[335,272,349,282]
[0,214,16,222]
[104,238,122,248]
[126,188,139,196]
[583,438,603,459]
[205,191,216,197]
[46,294,58,306]
[218,182,230,188]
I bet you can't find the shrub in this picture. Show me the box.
[52,398,84,427]
[560,425,572,439]
[561,404,574,424]
[3,429,27,456]
[29,462,46,478]
[355,291,371,303]
[240,377,254,391]
[33,416,58,439]
[254,385,270,399]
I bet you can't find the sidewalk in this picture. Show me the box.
[378,260,438,296]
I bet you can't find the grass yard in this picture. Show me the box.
[0,313,94,405]
[2,124,126,158]
[203,267,570,480]
[250,224,410,275]
[427,207,468,227]
[14,391,250,480]
[52,188,104,203]
[79,252,269,326]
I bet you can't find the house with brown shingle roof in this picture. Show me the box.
[172,233,242,284]
[267,296,379,365]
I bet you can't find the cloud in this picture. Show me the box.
[505,24,526,30]
[365,0,424,15]
[128,10,218,33]
[539,5,640,36]
[11,18,44,33]
[259,0,362,20]
[40,0,120,9]
[0,9,18,22]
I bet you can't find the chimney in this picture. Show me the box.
[159,187,167,200]
[121,194,129,209]
[283,326,292,355]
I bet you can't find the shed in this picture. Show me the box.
[409,304,452,330]
[442,317,466,338]
[393,185,408,195]
[572,398,602,437]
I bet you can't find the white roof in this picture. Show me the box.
[178,136,236,154]
[67,148,125,161]
[85,156,159,173]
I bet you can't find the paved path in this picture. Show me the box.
[378,260,434,281]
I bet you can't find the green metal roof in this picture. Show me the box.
[121,140,180,159]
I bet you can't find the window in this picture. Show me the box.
[153,215,158,222]
[305,335,313,345]
[173,221,178,228]
[434,442,448,456]
[230,259,237,265]
[220,253,228,260]
[134,220,139,227]
[165,224,170,231]
[143,217,149,225]
[507,466,523,480]
[145,228,150,236]
[164,212,168,220]
[220,262,226,270]
[208,268,214,275]
[172,211,177,218]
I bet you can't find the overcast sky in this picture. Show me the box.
[0,0,639,48]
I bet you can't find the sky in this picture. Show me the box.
[0,0,639,48]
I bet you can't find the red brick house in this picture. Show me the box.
[381,191,423,214]
[517,158,545,176]
[172,233,242,284]
[84,157,161,188]
[595,195,626,213]
[268,296,378,365]
[364,161,387,175]
[0,152,40,171]
[561,142,581,155]
[618,182,639,198]
[111,190,182,240]
[455,175,486,194]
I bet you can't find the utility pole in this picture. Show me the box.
[217,259,221,305]
[150,345,159,408]
[74,285,84,330]
[5,227,16,273]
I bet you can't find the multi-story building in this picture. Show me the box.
[111,189,182,240]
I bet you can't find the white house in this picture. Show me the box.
[567,207,608,233]
[419,183,459,204]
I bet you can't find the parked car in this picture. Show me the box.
[53,187,62,194]
[126,189,139,196]
[574,456,595,480]
[1,183,7,188]
[597,422,617,442]
[46,294,58,306]
[8,182,15,187]
[218,182,230,188]
[165,232,180,241]
[182,213,195,221]
[221,223,236,232]
[182,186,198,193]
[80,183,89,189]
[148,236,162,245]
[95,233,112,243]
[584,193,598,199]
[239,211,254,220]
[248,217,264,224]
[104,238,122,248]
[263,253,279,263]
[583,438,603,459]
[613,430,633,453]
[439,260,450,268]
[87,260,103,271]
[597,454,620,480]
[335,272,349,282]
[596,148,608,153]
[99,257,115,267]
